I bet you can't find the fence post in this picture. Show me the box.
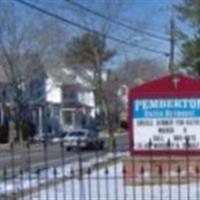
[3,167,7,200]
[167,139,172,200]
[177,165,181,200]
[140,165,145,200]
[60,140,66,200]
[10,142,16,200]
[122,165,127,200]
[27,141,32,200]
[53,168,58,200]
[148,139,154,200]
[105,167,109,200]
[87,167,92,200]
[113,138,118,200]
[77,139,85,200]
[195,166,199,200]
[185,136,190,200]
[43,139,49,200]
[158,165,163,200]
[70,168,75,200]
[19,169,24,200]
[36,168,41,200]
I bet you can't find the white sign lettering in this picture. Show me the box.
[133,98,200,150]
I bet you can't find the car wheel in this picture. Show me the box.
[66,147,71,152]
[87,143,93,150]
[99,142,104,150]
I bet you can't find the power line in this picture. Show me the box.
[13,0,169,56]
[65,0,170,42]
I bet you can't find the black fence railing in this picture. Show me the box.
[0,137,200,200]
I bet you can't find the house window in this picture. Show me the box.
[62,89,78,103]
[63,111,73,125]
[61,109,83,128]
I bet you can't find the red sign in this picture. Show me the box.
[128,75,200,156]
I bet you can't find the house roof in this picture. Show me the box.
[47,67,76,85]
[46,63,93,90]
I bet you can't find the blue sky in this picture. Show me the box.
[12,0,185,68]
[119,0,182,60]
[65,0,184,67]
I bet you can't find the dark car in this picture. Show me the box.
[64,129,105,151]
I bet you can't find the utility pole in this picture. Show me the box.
[168,17,176,75]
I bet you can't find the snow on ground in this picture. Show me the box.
[1,151,200,200]
[0,152,127,196]
[23,162,200,200]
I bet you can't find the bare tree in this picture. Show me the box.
[63,32,116,122]
[100,59,164,149]
[101,70,121,149]
[61,1,128,126]
[116,58,167,87]
[0,1,66,169]
[61,1,163,147]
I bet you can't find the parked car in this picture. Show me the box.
[51,132,68,143]
[33,134,54,143]
[33,135,44,143]
[33,132,68,143]
[64,129,105,151]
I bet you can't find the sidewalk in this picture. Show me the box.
[100,130,127,139]
[0,143,44,153]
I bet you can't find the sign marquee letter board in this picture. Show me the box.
[128,75,200,156]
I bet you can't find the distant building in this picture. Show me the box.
[117,80,144,129]
[0,63,96,136]
[35,66,96,135]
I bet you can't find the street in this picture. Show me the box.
[0,133,128,178]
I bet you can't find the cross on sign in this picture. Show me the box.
[172,77,180,89]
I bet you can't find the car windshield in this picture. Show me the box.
[69,131,86,137]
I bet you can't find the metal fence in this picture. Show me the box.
[0,138,200,200]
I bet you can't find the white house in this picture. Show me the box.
[40,66,96,134]
[0,63,98,135]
